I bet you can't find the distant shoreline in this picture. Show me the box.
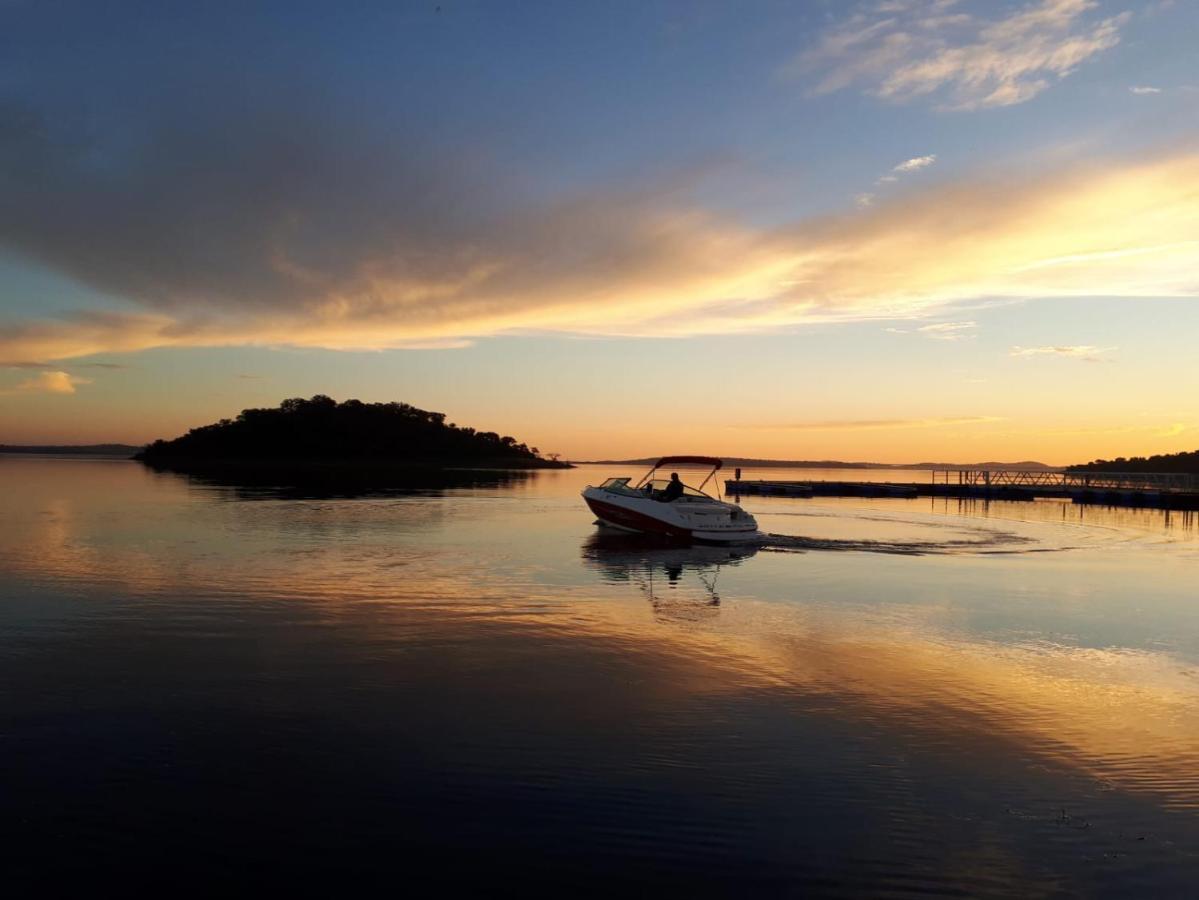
[0,444,141,457]
[580,457,1062,472]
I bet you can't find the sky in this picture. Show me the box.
[1,0,1197,463]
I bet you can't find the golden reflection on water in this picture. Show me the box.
[759,624,1199,810]
[4,457,1199,817]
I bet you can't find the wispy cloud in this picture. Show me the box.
[888,321,977,340]
[917,320,976,340]
[789,0,1130,111]
[874,154,938,188]
[1129,85,1162,95]
[1,370,91,395]
[992,420,1195,438]
[893,154,938,173]
[754,416,1002,431]
[854,192,876,208]
[1010,344,1117,361]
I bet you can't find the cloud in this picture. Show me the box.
[6,360,129,371]
[1,97,1198,364]
[789,0,1130,110]
[873,153,937,188]
[754,416,1002,431]
[917,320,976,340]
[854,192,876,207]
[893,154,938,173]
[1129,85,1162,95]
[2,370,91,395]
[888,321,977,340]
[1010,345,1116,360]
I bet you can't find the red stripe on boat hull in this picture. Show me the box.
[584,496,694,539]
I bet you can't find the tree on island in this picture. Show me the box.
[136,395,567,468]
[1071,449,1199,474]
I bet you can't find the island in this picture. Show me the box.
[136,395,571,477]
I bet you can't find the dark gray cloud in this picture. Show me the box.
[0,90,791,361]
[0,94,503,314]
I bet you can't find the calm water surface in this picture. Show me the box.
[3,458,1198,895]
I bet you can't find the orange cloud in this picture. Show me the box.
[2,370,91,395]
[748,416,1003,431]
[1,149,1198,363]
[1010,345,1116,360]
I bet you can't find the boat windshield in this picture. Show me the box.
[595,476,711,500]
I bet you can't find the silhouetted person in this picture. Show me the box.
[658,472,684,502]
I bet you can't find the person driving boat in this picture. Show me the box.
[658,472,684,502]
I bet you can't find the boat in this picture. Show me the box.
[581,456,760,543]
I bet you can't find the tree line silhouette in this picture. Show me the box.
[1071,449,1199,474]
[136,395,564,467]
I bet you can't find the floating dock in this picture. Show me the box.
[726,470,1199,510]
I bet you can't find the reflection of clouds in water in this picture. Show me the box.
[786,624,1199,811]
[573,526,1199,808]
[5,459,1199,816]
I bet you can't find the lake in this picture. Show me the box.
[3,457,1198,895]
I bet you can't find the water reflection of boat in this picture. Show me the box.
[582,456,760,543]
[581,531,759,621]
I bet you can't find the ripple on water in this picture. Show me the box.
[750,498,1190,555]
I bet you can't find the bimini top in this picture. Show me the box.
[652,456,722,469]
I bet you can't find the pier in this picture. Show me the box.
[726,470,1199,510]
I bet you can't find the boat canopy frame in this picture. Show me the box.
[634,456,724,498]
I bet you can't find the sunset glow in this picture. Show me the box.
[2,1,1196,463]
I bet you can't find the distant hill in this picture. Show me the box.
[906,461,1060,472]
[581,456,1058,471]
[136,395,569,469]
[0,444,140,457]
[1071,449,1199,474]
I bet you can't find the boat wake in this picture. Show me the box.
[754,531,1043,556]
